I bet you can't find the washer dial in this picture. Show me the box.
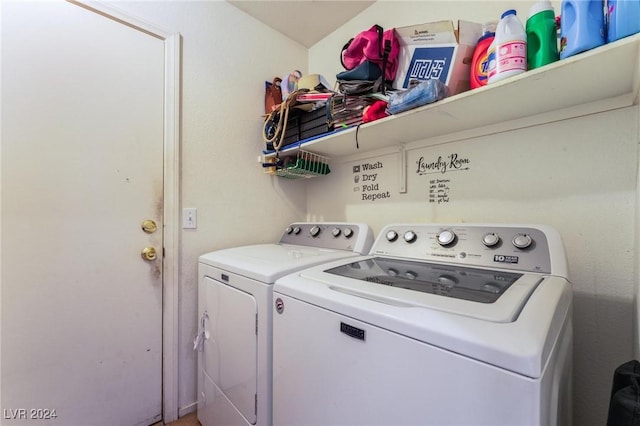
[331,228,342,238]
[512,234,532,249]
[344,228,354,238]
[482,233,500,247]
[436,229,456,246]
[310,226,321,238]
[386,230,398,242]
[404,231,417,243]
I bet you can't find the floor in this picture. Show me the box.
[155,412,200,426]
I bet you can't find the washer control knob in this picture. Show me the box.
[285,226,293,234]
[436,229,456,246]
[512,234,532,249]
[310,226,321,238]
[404,231,417,243]
[482,233,500,247]
[386,230,399,242]
[331,228,342,238]
[344,228,354,238]
[293,226,301,235]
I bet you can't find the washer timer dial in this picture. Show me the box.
[436,229,456,246]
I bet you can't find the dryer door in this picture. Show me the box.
[203,276,257,424]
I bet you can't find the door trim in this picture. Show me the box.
[67,1,182,422]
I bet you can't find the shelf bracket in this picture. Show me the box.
[398,144,407,194]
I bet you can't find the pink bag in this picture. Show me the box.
[340,25,400,82]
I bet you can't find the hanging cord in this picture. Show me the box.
[263,90,306,154]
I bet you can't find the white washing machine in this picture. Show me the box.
[196,222,374,426]
[273,223,573,426]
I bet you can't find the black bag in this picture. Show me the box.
[607,360,640,426]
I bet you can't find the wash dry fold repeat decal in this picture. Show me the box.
[353,160,391,202]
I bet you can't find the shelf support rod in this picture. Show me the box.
[398,144,407,194]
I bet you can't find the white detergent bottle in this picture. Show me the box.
[488,9,527,84]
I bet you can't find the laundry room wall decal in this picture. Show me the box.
[415,153,472,175]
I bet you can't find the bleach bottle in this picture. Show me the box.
[608,0,640,43]
[488,10,527,84]
[470,22,497,89]
[560,0,605,59]
[527,1,559,69]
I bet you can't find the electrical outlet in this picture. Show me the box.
[183,208,197,229]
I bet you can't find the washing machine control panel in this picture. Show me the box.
[372,224,563,274]
[280,223,374,253]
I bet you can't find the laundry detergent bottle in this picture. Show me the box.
[559,0,605,59]
[488,9,527,84]
[470,22,496,89]
[607,0,640,43]
[526,1,559,69]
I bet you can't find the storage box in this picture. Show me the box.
[393,20,482,95]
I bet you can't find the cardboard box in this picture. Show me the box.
[393,20,482,95]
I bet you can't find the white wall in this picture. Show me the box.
[97,0,310,416]
[307,2,638,425]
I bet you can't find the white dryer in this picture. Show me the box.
[273,223,573,426]
[196,222,374,426]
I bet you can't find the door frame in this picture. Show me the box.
[68,1,182,422]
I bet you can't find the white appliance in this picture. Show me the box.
[273,223,573,426]
[196,222,374,426]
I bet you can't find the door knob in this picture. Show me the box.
[141,219,158,234]
[141,246,158,261]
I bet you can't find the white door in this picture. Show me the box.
[2,1,169,424]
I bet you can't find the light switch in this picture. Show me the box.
[183,208,197,229]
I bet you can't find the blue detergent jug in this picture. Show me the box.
[560,0,605,59]
[608,0,640,42]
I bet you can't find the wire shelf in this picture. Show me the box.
[263,149,330,179]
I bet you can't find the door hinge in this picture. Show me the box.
[255,314,258,335]
[255,393,258,416]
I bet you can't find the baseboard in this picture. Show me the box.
[178,401,197,418]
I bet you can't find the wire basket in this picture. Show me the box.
[264,150,331,179]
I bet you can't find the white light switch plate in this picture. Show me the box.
[183,208,197,229]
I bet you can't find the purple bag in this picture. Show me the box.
[340,25,400,83]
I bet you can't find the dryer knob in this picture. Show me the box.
[331,228,342,238]
[285,226,293,234]
[293,226,301,235]
[512,234,532,249]
[386,230,398,242]
[436,229,456,246]
[344,228,354,238]
[482,233,500,247]
[404,231,417,243]
[310,226,321,238]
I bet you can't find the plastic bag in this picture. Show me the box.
[387,80,449,115]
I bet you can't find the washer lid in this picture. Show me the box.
[199,244,360,283]
[300,256,540,323]
[326,257,523,305]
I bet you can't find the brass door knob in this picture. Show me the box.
[141,246,158,261]
[142,219,158,234]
